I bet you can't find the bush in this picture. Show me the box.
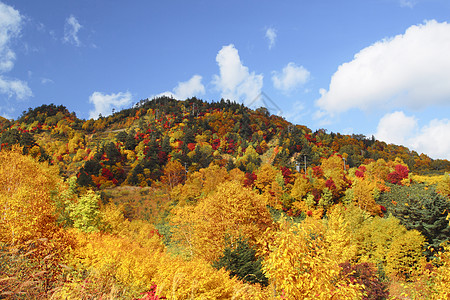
[340,261,389,300]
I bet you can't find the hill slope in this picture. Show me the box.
[1,97,449,186]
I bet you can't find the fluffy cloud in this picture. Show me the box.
[272,62,310,93]
[375,111,418,146]
[173,75,205,99]
[0,2,21,72]
[0,77,32,100]
[154,75,205,100]
[265,27,277,49]
[0,2,32,102]
[64,15,82,46]
[213,44,263,105]
[375,111,450,160]
[89,91,132,119]
[410,119,450,160]
[316,20,450,117]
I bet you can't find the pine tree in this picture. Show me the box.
[213,237,268,286]
[379,184,450,257]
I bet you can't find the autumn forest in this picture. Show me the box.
[1,97,450,299]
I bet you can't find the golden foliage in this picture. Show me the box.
[430,244,450,299]
[290,174,311,201]
[161,160,185,190]
[436,173,450,198]
[0,147,61,244]
[352,213,425,279]
[171,180,273,262]
[254,164,283,208]
[321,155,347,191]
[63,217,270,300]
[171,164,228,204]
[350,178,382,216]
[262,217,363,299]
[324,205,358,264]
[385,229,426,279]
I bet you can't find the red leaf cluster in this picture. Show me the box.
[387,164,409,185]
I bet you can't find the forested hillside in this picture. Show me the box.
[1,97,450,299]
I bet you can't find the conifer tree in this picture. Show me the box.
[379,184,450,257]
[213,237,268,286]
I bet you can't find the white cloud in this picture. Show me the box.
[89,91,132,119]
[64,15,82,46]
[410,119,450,160]
[0,76,32,100]
[375,111,418,146]
[173,75,205,99]
[265,27,277,49]
[375,111,450,160]
[272,62,310,93]
[316,20,450,117]
[0,2,21,72]
[282,100,307,124]
[154,75,205,100]
[153,91,176,99]
[400,0,417,8]
[41,77,54,84]
[0,2,31,103]
[212,44,263,105]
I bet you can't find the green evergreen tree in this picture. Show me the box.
[379,183,450,257]
[213,237,268,286]
[125,130,137,150]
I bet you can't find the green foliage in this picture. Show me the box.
[235,145,261,173]
[379,183,450,257]
[318,187,333,208]
[53,176,77,228]
[69,190,101,233]
[213,237,268,286]
[0,128,38,154]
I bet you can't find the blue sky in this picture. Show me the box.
[1,0,450,159]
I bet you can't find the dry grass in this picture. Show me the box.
[103,185,172,223]
[0,242,65,299]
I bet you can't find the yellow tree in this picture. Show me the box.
[170,164,231,204]
[262,217,363,299]
[160,159,185,190]
[0,147,76,297]
[349,177,382,216]
[385,229,425,278]
[290,174,311,201]
[324,205,358,264]
[0,147,61,244]
[430,243,450,299]
[254,164,283,208]
[354,214,425,279]
[171,180,273,262]
[320,154,350,198]
[436,173,450,198]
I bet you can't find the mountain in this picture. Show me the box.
[1,97,450,299]
[1,97,449,185]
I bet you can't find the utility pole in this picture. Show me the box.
[304,155,307,174]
